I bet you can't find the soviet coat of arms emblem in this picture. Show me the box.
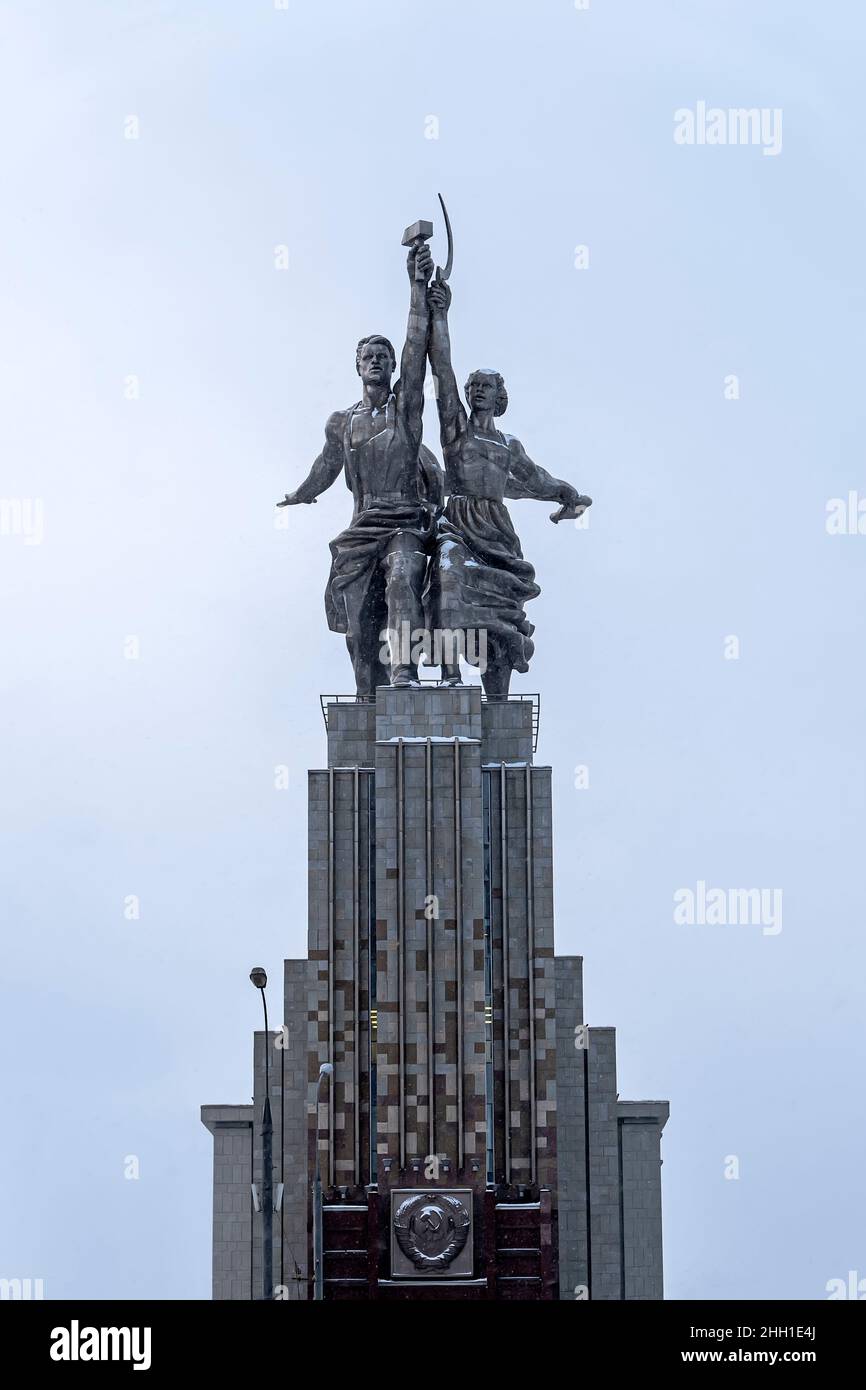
[391,1191,473,1278]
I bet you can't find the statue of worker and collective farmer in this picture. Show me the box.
[277,200,591,698]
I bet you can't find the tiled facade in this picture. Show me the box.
[202,686,669,1299]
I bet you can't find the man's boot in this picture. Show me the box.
[390,662,418,688]
[441,662,462,687]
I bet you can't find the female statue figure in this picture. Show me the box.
[425,278,591,695]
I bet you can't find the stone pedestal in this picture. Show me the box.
[202,686,669,1300]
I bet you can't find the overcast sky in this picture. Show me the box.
[1,0,864,1300]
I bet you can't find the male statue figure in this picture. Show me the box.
[425,277,592,696]
[278,240,443,697]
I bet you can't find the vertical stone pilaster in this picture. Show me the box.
[555,956,587,1300]
[619,1101,669,1300]
[306,764,375,1197]
[530,766,557,1193]
[586,1027,622,1300]
[279,958,313,1298]
[201,1106,253,1302]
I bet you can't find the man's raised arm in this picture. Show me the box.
[395,242,434,447]
[277,411,344,507]
[427,279,466,450]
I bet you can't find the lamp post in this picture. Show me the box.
[250,967,274,1302]
[313,1061,333,1301]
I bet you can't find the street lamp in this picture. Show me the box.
[313,1061,333,1301]
[250,967,274,1301]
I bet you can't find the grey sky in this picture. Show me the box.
[1,0,864,1299]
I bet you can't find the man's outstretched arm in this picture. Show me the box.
[277,411,344,506]
[505,437,592,511]
[395,241,434,448]
[427,278,467,450]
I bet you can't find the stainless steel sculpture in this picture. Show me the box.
[278,201,591,697]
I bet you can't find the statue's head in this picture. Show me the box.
[356,335,396,388]
[465,369,508,417]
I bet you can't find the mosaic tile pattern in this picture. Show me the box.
[304,689,561,1206]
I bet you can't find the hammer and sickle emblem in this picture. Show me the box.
[393,1192,472,1273]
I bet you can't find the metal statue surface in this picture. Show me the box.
[278,199,590,697]
[277,232,443,697]
[425,274,591,696]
